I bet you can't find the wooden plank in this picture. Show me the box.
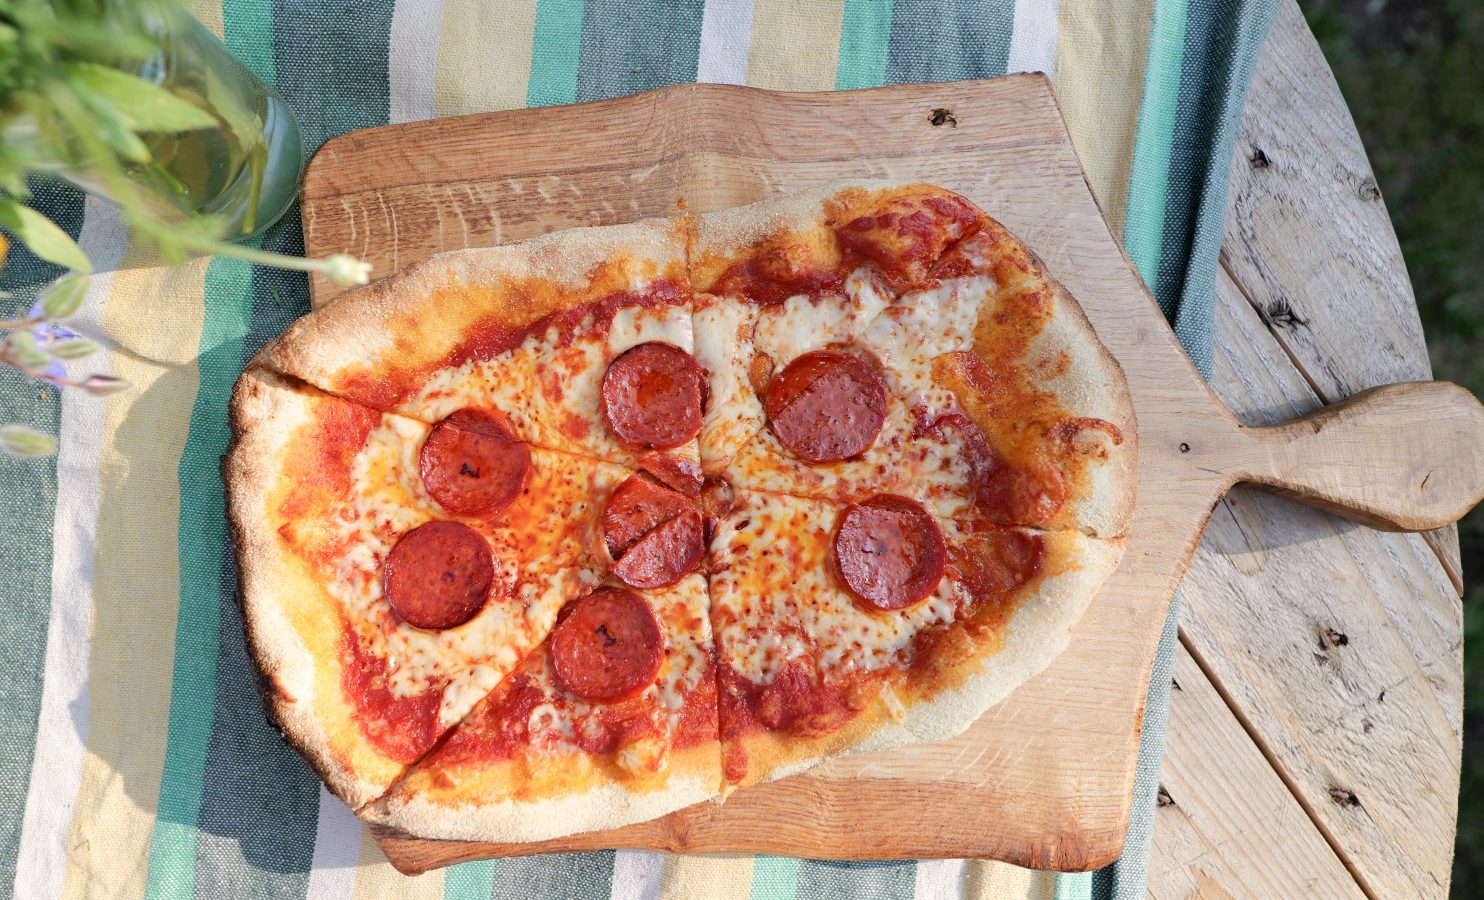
[1219,0,1461,585]
[1171,271,1462,897]
[1148,645,1363,899]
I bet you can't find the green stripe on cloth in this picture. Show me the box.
[1152,0,1278,375]
[142,253,252,900]
[489,854,616,900]
[444,859,496,900]
[750,855,799,900]
[1123,0,1188,304]
[0,179,80,890]
[795,859,914,899]
[528,0,586,106]
[576,0,704,100]
[885,0,1015,82]
[835,0,892,89]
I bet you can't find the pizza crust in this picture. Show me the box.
[226,366,402,808]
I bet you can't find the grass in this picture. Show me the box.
[1296,0,1483,893]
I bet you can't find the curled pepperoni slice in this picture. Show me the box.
[638,452,704,497]
[383,521,494,630]
[765,350,887,463]
[831,495,947,612]
[602,475,692,560]
[551,588,665,703]
[600,342,705,451]
[420,408,530,517]
[611,508,705,589]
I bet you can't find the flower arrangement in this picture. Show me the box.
[0,0,369,456]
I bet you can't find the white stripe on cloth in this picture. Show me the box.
[12,197,128,900]
[388,0,449,123]
[305,786,363,900]
[696,0,755,84]
[1006,0,1061,75]
[609,849,666,900]
[913,858,966,900]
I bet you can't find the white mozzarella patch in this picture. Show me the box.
[693,294,763,469]
[857,274,992,411]
[750,267,890,364]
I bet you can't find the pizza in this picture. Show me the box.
[225,182,1136,842]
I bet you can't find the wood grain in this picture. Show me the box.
[297,74,1481,876]
[1152,1,1465,894]
[1219,0,1462,586]
[1148,646,1362,899]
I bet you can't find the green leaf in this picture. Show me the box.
[0,199,90,272]
[0,424,58,457]
[65,63,219,133]
[40,275,88,319]
[0,201,92,273]
[48,337,98,360]
[4,331,49,370]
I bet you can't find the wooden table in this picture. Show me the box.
[1148,1,1462,896]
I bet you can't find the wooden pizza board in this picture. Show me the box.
[298,75,1484,874]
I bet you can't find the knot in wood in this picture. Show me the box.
[1249,147,1271,169]
[1357,177,1381,201]
[1156,786,1175,808]
[929,108,958,128]
[1328,786,1360,807]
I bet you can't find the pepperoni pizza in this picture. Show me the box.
[226,182,1136,842]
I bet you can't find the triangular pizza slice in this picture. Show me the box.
[721,212,1136,538]
[365,573,719,842]
[707,489,1121,790]
[227,366,635,807]
[264,219,703,487]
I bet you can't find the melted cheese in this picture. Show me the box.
[709,491,964,684]
[693,294,763,472]
[750,267,890,363]
[397,300,699,469]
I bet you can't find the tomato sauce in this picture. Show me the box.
[340,622,443,762]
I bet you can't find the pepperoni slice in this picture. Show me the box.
[602,475,693,559]
[383,521,494,630]
[831,495,947,611]
[611,508,705,589]
[420,408,531,517]
[765,350,887,463]
[551,588,665,703]
[638,452,704,497]
[600,342,705,451]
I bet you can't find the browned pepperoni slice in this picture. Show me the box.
[611,508,705,589]
[601,475,692,560]
[420,408,531,516]
[600,342,705,451]
[638,452,703,497]
[551,588,665,703]
[765,350,887,463]
[383,521,494,629]
[831,495,947,611]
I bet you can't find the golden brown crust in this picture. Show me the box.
[226,366,406,808]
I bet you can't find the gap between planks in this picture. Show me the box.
[1175,626,1380,900]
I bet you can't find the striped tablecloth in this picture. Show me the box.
[0,1,1276,897]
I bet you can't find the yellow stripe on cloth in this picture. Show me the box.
[434,0,541,115]
[352,824,447,898]
[1052,0,1156,234]
[963,860,1059,900]
[60,253,210,900]
[746,0,846,90]
[659,852,756,900]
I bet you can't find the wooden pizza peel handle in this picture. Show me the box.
[1228,381,1484,532]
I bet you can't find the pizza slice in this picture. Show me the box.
[227,366,633,807]
[690,183,983,476]
[708,489,1121,790]
[364,574,719,842]
[722,209,1136,538]
[264,219,703,485]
